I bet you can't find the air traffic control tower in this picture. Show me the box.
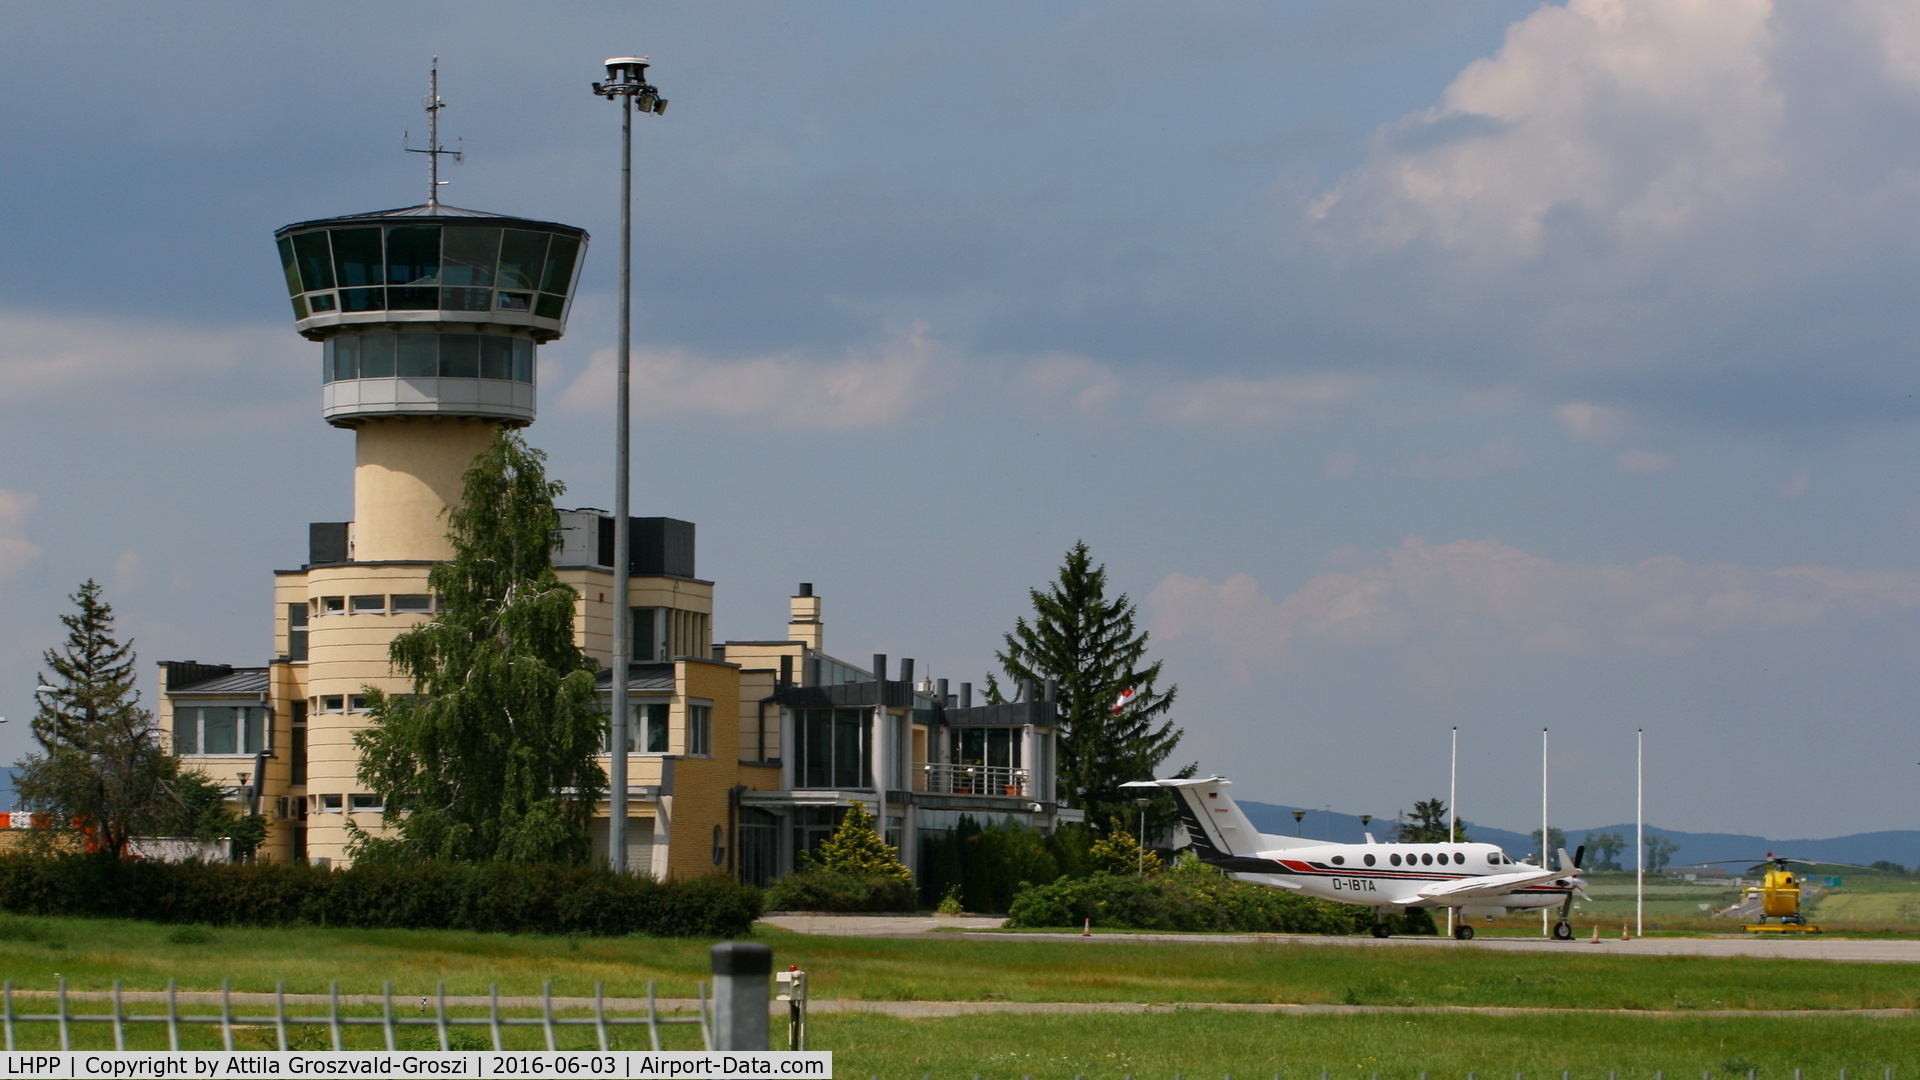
[258,205,588,860]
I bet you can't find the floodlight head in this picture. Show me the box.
[604,57,651,83]
[33,684,58,696]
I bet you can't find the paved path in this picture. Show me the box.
[759,915,1920,963]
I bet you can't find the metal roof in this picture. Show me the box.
[169,668,270,696]
[275,203,588,238]
[594,662,676,693]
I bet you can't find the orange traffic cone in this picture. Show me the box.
[1590,925,1600,943]
[1621,922,1630,940]
[1082,918,1092,937]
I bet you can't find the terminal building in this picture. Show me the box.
[155,191,1079,883]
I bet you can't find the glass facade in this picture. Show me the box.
[174,705,267,756]
[949,727,1021,770]
[276,224,582,325]
[795,707,872,789]
[323,332,534,384]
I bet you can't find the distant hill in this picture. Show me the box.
[1239,801,1920,870]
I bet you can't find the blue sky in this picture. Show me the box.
[3,1,1919,840]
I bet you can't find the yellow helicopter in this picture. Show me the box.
[1739,854,1819,933]
[1702,853,1865,934]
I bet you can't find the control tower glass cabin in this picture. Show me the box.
[274,205,588,428]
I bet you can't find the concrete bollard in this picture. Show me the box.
[710,941,773,1051]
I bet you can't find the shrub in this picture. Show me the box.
[805,803,910,883]
[0,854,760,938]
[1006,871,1387,935]
[764,869,915,913]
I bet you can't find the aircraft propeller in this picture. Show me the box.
[1556,844,1586,926]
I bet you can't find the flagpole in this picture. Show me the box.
[1636,728,1644,938]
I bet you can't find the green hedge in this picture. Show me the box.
[764,869,916,913]
[1005,871,1437,935]
[0,855,760,938]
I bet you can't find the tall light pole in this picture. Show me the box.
[592,57,667,873]
[1447,726,1458,940]
[1541,726,1550,938]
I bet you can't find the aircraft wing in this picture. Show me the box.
[1411,867,1571,903]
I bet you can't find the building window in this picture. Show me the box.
[290,702,307,786]
[631,607,662,662]
[349,694,371,713]
[348,794,383,813]
[392,594,432,613]
[322,331,537,385]
[689,703,712,757]
[949,726,1021,770]
[287,603,308,662]
[320,695,344,713]
[795,707,872,789]
[320,596,345,614]
[607,701,670,754]
[739,808,779,888]
[791,805,845,864]
[350,595,385,613]
[316,794,343,814]
[174,705,266,755]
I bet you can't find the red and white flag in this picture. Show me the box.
[1112,687,1137,714]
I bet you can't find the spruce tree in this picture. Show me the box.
[993,541,1190,831]
[15,580,187,855]
[353,432,607,864]
[1397,797,1469,843]
[807,802,910,883]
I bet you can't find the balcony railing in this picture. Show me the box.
[918,762,1029,798]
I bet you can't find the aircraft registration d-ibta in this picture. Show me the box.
[1122,776,1586,940]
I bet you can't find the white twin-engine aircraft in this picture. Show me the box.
[1122,776,1586,940]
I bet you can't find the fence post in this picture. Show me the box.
[710,941,772,1052]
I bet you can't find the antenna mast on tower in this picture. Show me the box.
[405,58,462,208]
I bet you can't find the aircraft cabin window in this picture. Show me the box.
[1456,853,1466,864]
[1390,853,1401,866]
[1363,854,1376,866]
[1421,853,1433,865]
[1331,855,1345,865]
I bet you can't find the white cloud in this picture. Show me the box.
[1152,372,1372,429]
[1555,401,1629,442]
[1395,439,1529,479]
[1616,449,1674,473]
[0,490,40,580]
[0,310,298,400]
[556,322,943,429]
[1011,353,1123,418]
[1310,0,1783,259]
[1149,536,1920,671]
[112,548,145,590]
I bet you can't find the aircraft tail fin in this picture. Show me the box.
[1121,776,1278,858]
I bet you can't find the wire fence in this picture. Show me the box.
[0,978,711,1052]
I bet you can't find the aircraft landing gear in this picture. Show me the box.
[1454,924,1475,941]
[1370,921,1391,939]
[1552,920,1574,941]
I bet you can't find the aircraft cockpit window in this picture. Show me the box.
[1364,854,1376,866]
[1332,855,1345,866]
[1390,853,1402,866]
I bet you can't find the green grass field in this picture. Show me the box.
[810,1012,1920,1077]
[3,914,1919,1072]
[4,916,1920,1011]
